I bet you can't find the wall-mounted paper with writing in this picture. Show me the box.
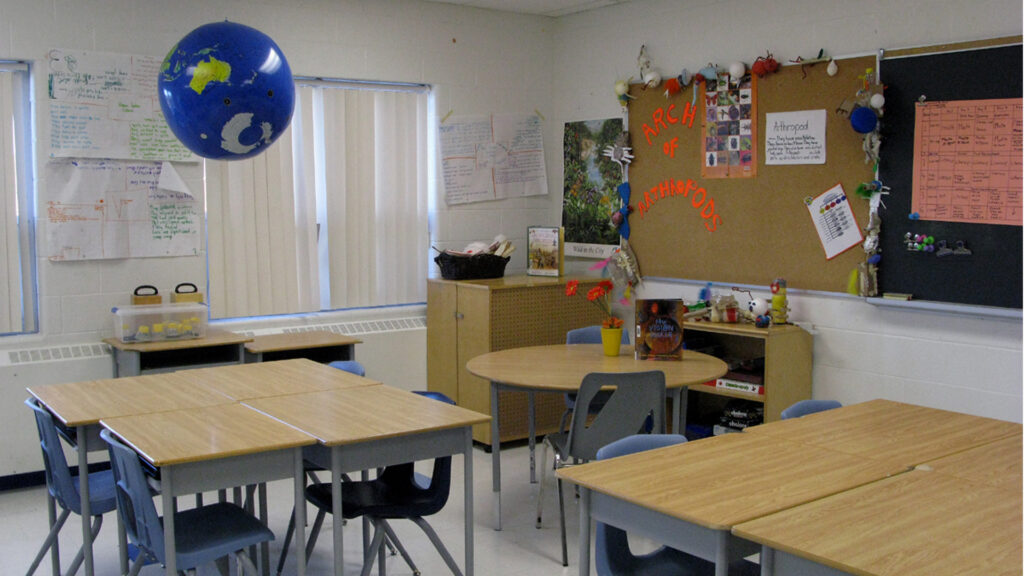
[440,113,547,205]
[47,48,195,162]
[44,159,200,261]
[765,110,827,165]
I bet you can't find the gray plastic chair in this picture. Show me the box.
[536,370,666,566]
[781,399,842,419]
[560,326,631,432]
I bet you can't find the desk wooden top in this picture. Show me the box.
[245,385,490,446]
[556,432,905,530]
[733,469,1023,576]
[244,330,362,353]
[28,373,235,427]
[465,344,727,391]
[101,403,316,467]
[186,358,380,400]
[104,329,251,352]
[921,432,1023,491]
[744,399,1021,467]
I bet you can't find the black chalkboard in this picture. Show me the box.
[877,43,1022,308]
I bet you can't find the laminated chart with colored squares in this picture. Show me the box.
[806,183,863,259]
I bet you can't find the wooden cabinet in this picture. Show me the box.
[680,321,813,427]
[427,275,605,445]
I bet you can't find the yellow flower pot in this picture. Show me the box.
[601,326,623,357]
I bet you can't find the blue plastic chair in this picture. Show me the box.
[780,399,842,420]
[100,428,274,576]
[594,434,760,576]
[560,326,631,432]
[327,360,366,377]
[278,391,463,576]
[24,398,118,576]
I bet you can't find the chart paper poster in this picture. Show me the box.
[440,113,547,205]
[47,48,195,162]
[806,183,862,260]
[765,110,827,165]
[44,159,200,261]
[912,98,1022,226]
[701,71,757,178]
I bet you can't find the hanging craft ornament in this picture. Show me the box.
[610,181,633,239]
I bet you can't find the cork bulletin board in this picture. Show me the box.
[626,54,877,292]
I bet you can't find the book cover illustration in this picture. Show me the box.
[527,226,564,276]
[634,299,685,360]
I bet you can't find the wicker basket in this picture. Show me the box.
[435,252,510,280]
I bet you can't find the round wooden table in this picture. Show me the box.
[466,343,727,529]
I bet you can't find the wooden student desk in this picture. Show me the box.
[104,329,252,377]
[465,343,727,529]
[184,357,380,400]
[743,398,1022,467]
[100,403,317,576]
[243,330,362,363]
[27,373,237,576]
[245,385,490,576]
[733,467,1023,576]
[557,432,905,576]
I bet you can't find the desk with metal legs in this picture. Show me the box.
[100,403,315,576]
[465,344,727,530]
[27,373,236,576]
[557,432,905,576]
[245,385,490,576]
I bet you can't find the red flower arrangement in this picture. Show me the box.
[566,279,624,329]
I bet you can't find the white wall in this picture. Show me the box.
[549,0,1023,422]
[0,0,557,363]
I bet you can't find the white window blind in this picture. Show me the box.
[0,62,34,334]
[206,80,429,319]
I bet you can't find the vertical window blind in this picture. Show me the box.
[0,62,34,335]
[206,80,429,319]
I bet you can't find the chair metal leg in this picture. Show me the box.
[26,506,70,576]
[556,478,568,567]
[379,520,420,575]
[276,510,296,576]
[410,517,463,576]
[359,521,388,576]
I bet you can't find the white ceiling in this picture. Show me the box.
[423,0,623,18]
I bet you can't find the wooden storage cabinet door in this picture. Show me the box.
[427,276,604,446]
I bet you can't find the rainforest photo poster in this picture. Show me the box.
[562,118,623,258]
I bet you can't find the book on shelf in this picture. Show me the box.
[715,377,764,395]
[526,226,564,276]
[634,299,685,360]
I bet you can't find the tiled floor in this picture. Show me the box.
[3,443,589,575]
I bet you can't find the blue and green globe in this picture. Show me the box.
[159,21,295,160]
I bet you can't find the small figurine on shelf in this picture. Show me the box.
[770,278,790,325]
[710,293,741,323]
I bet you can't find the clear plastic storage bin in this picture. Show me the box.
[112,302,208,343]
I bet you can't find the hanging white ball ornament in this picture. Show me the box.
[728,61,746,82]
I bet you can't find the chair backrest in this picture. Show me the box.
[25,398,80,514]
[567,325,629,345]
[781,399,842,420]
[328,360,366,377]
[596,433,688,460]
[101,428,167,565]
[376,390,456,516]
[565,371,666,461]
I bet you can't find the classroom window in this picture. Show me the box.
[205,79,431,319]
[0,61,37,335]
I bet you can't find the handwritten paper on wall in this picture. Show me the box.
[911,98,1023,226]
[765,110,827,165]
[44,160,200,261]
[439,113,548,205]
[47,48,195,162]
[805,183,862,260]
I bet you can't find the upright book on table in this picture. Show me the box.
[527,226,564,276]
[634,299,685,360]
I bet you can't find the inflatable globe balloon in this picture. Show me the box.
[159,21,295,160]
